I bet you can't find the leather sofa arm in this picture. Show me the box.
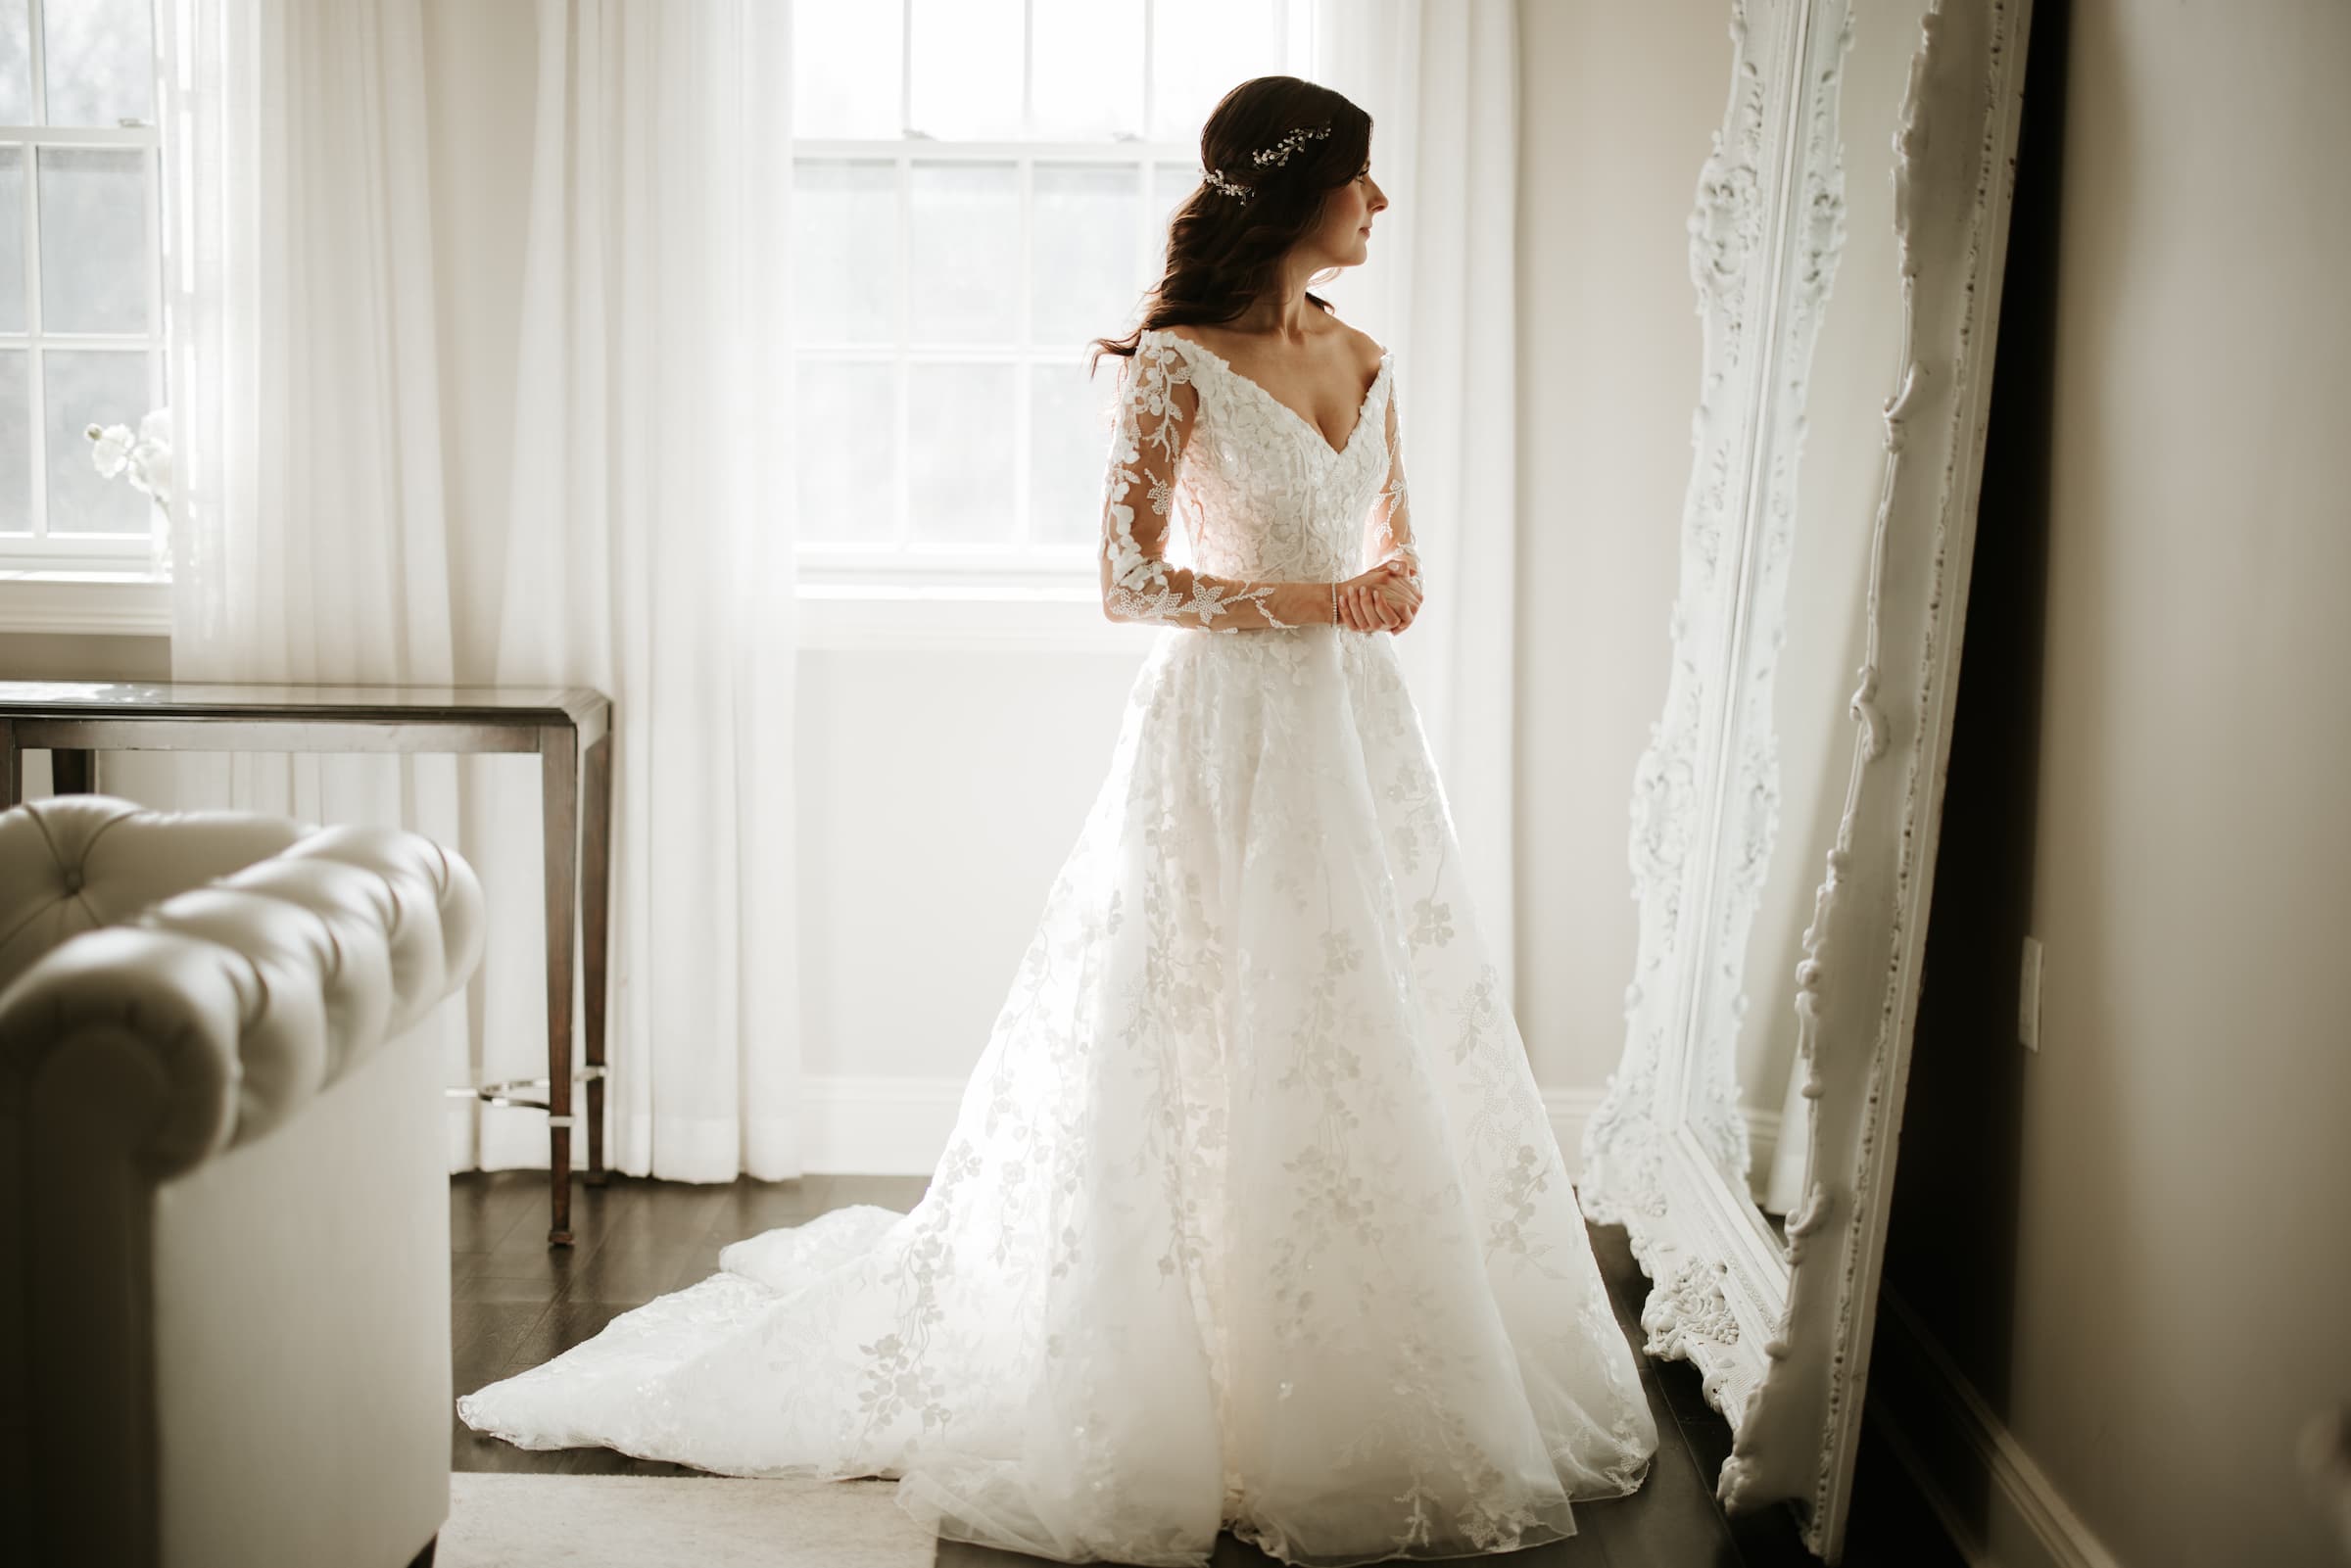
[0,798,486,1175]
[0,794,309,999]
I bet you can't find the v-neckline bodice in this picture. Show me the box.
[1149,327,1392,460]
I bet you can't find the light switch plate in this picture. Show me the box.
[2019,935,2044,1053]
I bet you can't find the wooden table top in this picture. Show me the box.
[0,681,608,727]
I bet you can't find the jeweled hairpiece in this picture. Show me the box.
[1201,122,1332,203]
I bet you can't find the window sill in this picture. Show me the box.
[0,571,173,637]
[795,582,1142,651]
[0,572,1151,654]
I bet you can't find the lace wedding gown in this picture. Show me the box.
[458,324,1659,1566]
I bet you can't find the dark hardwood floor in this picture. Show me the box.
[451,1171,1956,1566]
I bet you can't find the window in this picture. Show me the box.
[790,0,1310,591]
[0,0,164,577]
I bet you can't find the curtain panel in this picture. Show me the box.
[136,0,804,1180]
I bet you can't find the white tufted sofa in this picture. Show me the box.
[0,792,486,1568]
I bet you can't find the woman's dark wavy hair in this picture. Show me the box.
[1086,75,1371,377]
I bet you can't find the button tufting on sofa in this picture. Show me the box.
[0,791,487,1568]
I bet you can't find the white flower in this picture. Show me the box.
[86,407,175,512]
[127,408,172,495]
[87,422,134,480]
[127,447,170,497]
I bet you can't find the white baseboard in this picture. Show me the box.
[1868,1284,2122,1568]
[797,1074,969,1175]
[1542,1084,1606,1180]
[791,1080,1765,1184]
[455,1077,1699,1179]
[796,1079,1631,1178]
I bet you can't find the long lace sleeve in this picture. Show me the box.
[1099,335,1318,631]
[1363,373,1422,593]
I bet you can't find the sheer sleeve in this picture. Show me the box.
[1363,372,1422,594]
[1099,334,1318,632]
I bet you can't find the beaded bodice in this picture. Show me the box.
[1098,323,1418,632]
[1142,326,1395,585]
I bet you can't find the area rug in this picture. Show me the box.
[440,1471,937,1567]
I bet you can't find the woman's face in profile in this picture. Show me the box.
[1313,158,1388,266]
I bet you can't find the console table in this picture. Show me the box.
[0,680,612,1246]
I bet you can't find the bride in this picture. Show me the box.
[459,74,1658,1567]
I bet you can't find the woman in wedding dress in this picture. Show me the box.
[458,75,1658,1566]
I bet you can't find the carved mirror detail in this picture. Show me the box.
[1579,1,2035,1558]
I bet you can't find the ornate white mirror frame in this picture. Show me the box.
[1578,0,2034,1558]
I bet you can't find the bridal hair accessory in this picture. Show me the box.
[1203,123,1332,202]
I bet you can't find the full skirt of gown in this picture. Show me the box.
[457,621,1659,1567]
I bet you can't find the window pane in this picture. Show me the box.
[907,362,1011,544]
[907,0,1021,140]
[1149,0,1284,144]
[1030,358,1115,547]
[44,348,151,534]
[793,161,895,346]
[1031,164,1136,353]
[908,162,1018,346]
[794,358,893,546]
[42,0,153,126]
[792,0,901,139]
[39,147,148,332]
[0,148,23,333]
[0,1,31,123]
[1030,0,1141,140]
[0,350,26,532]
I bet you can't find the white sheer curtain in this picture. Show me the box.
[1313,0,1523,992]
[131,0,479,1138]
[482,0,801,1179]
[137,0,804,1181]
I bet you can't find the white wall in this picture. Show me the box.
[1511,0,1730,1089]
[793,646,1136,1082]
[1878,3,2351,1564]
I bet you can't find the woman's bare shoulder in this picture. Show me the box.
[1300,300,1374,368]
[1339,322,1387,376]
[1157,322,1219,353]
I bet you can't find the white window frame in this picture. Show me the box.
[2,1,1315,643]
[0,0,167,581]
[794,0,1312,606]
[792,138,1195,599]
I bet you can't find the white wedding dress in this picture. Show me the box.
[458,323,1659,1566]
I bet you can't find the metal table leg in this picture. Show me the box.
[539,724,578,1246]
[582,730,612,1188]
[51,748,94,793]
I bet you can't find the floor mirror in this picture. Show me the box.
[1577,0,2036,1558]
